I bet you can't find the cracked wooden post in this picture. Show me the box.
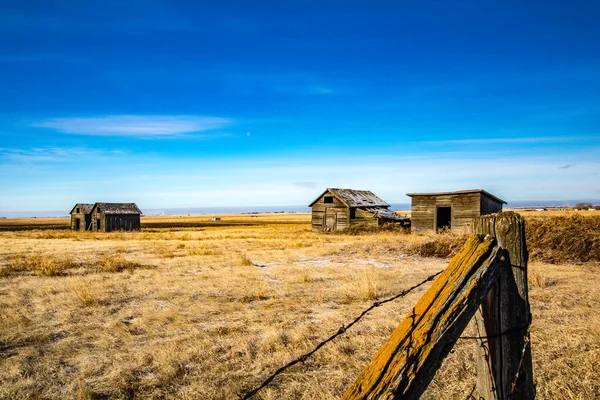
[473,212,535,400]
[341,235,506,400]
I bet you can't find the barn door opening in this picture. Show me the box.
[324,211,337,231]
[436,206,451,231]
[75,218,80,230]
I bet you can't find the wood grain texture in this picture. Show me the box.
[410,192,504,234]
[341,234,504,400]
[473,212,535,400]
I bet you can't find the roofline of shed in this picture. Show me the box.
[89,202,143,215]
[308,188,348,207]
[69,203,94,215]
[406,189,507,204]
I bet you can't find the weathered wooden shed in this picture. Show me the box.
[70,203,93,231]
[90,203,142,232]
[406,189,505,234]
[309,188,406,231]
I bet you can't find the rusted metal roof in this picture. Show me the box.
[309,188,389,208]
[69,203,94,215]
[406,189,506,204]
[92,203,142,215]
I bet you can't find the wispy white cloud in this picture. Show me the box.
[293,181,318,189]
[0,147,124,162]
[422,136,600,145]
[32,115,232,138]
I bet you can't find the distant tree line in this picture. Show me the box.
[574,203,600,210]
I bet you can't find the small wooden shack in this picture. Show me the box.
[90,203,142,232]
[309,188,406,231]
[70,203,94,231]
[406,189,505,234]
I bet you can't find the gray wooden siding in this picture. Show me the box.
[91,211,140,232]
[411,193,482,234]
[480,195,503,215]
[311,190,385,231]
[411,196,437,234]
[311,194,349,231]
[70,212,92,231]
[450,193,480,232]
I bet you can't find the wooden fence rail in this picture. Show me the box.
[343,212,535,400]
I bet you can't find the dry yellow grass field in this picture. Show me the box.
[0,212,598,399]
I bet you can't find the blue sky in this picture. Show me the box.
[1,0,599,213]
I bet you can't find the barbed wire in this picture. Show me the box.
[508,323,532,400]
[464,315,533,400]
[238,270,443,400]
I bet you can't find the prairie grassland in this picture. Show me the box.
[0,214,598,399]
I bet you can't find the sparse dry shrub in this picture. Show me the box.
[188,244,221,256]
[96,254,143,273]
[525,215,600,263]
[2,253,78,277]
[240,277,270,302]
[153,244,176,258]
[359,266,379,300]
[334,223,410,236]
[75,379,94,400]
[71,282,100,307]
[529,264,547,288]
[343,266,380,301]
[239,254,254,266]
[300,268,315,283]
[410,231,470,258]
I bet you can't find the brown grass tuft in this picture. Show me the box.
[95,254,144,273]
[71,282,101,307]
[334,223,410,236]
[3,253,78,277]
[239,253,254,266]
[409,231,470,258]
[528,263,548,289]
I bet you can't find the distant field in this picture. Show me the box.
[0,211,598,399]
[2,208,598,231]
[0,213,313,231]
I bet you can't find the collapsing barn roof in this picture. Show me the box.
[92,203,142,215]
[309,188,389,208]
[363,207,407,222]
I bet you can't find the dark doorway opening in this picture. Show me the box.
[436,207,451,231]
[75,218,80,230]
[97,219,101,231]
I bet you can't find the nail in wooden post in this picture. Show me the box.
[473,212,534,400]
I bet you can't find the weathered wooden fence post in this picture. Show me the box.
[473,212,534,399]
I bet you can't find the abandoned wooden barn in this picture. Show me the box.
[90,203,142,232]
[70,203,94,231]
[309,188,407,231]
[406,189,505,234]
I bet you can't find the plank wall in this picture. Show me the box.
[411,193,481,234]
[311,192,349,231]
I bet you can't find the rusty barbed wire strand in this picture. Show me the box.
[464,383,478,400]
[238,270,443,400]
[508,322,532,400]
[463,315,533,400]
